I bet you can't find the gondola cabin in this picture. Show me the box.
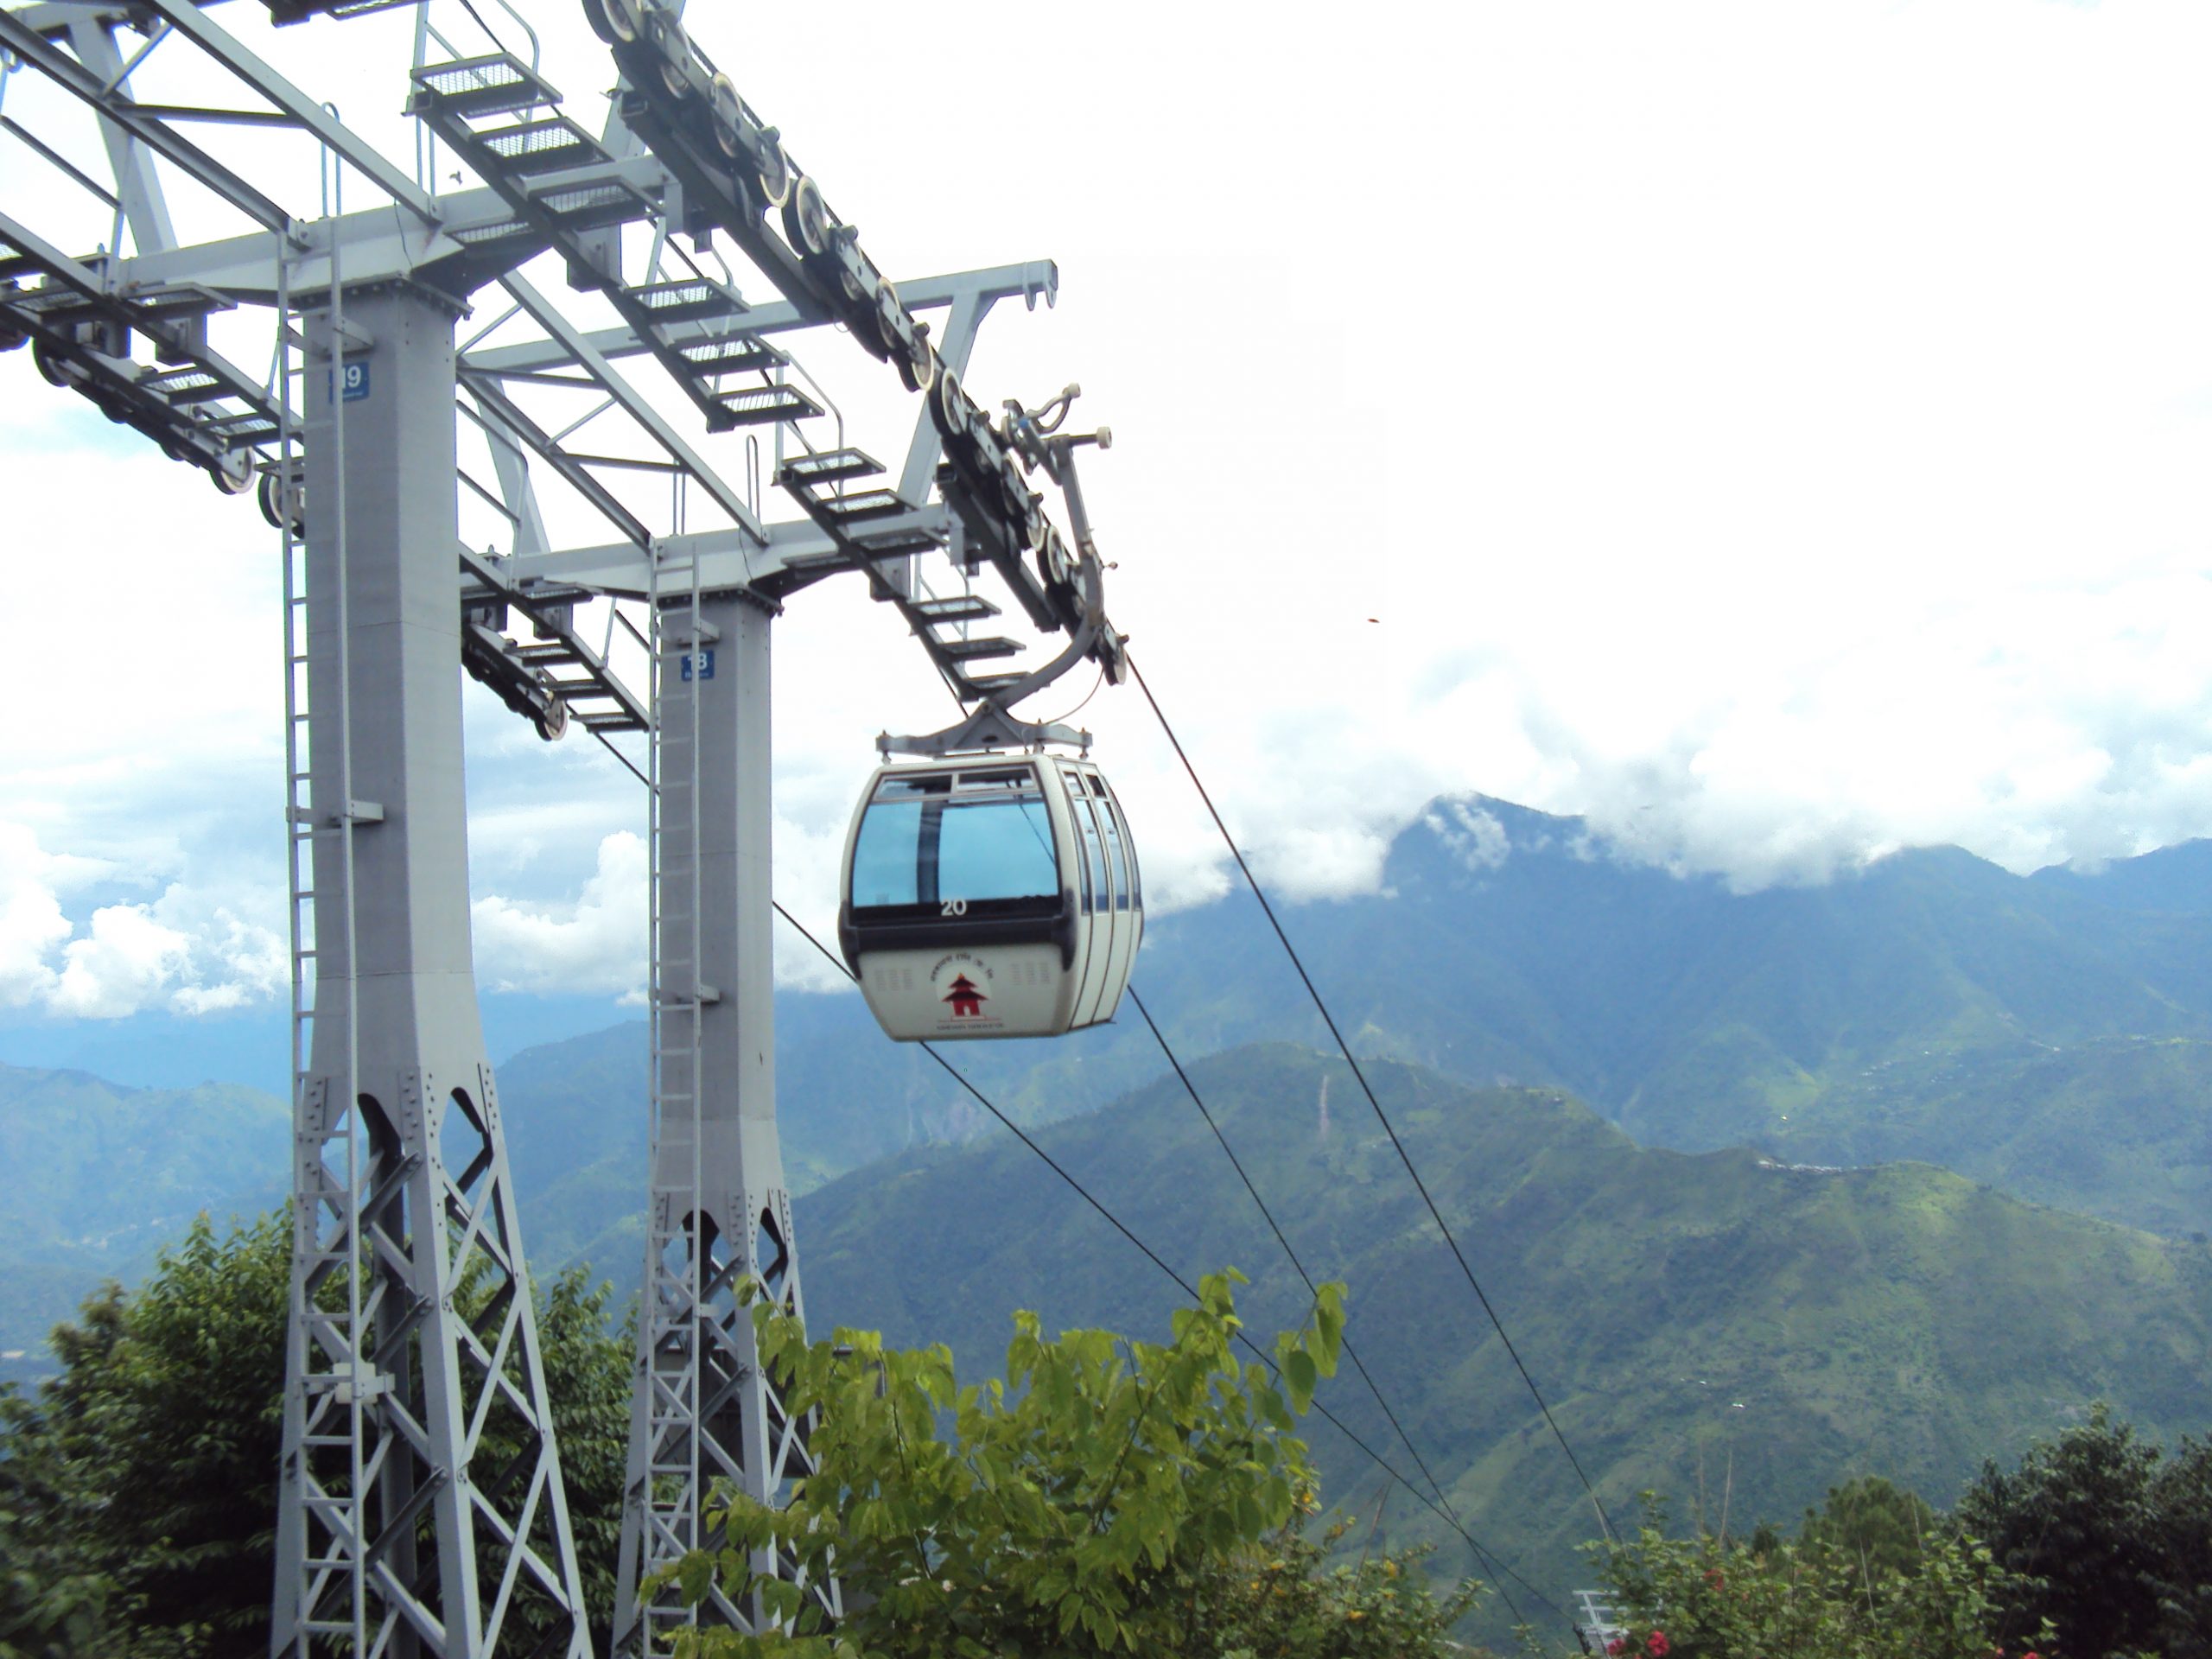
[838,754,1142,1040]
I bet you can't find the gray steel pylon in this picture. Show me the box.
[616,588,839,1652]
[270,283,592,1659]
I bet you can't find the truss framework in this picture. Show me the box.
[0,2,1126,1650]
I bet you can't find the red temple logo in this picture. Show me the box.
[943,974,987,1018]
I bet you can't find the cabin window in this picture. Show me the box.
[1111,802,1141,909]
[1098,796,1132,911]
[1077,794,1110,913]
[852,770,1058,908]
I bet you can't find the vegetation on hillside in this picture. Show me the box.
[797,1044,2212,1616]
[1958,1407,2212,1659]
[0,1212,626,1658]
[660,1274,1480,1658]
[1591,1427,2212,1659]
[1593,1491,2030,1659]
[13,1207,2212,1659]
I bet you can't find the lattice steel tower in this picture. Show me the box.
[0,1,1125,1651]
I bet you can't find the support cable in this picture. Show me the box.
[769,902,1564,1630]
[1127,655,1618,1545]
[1124,987,1561,1620]
[1127,993,1455,1503]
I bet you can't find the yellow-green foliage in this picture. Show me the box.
[1587,1498,2038,1659]
[665,1273,1481,1658]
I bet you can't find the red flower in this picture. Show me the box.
[1649,1633,1671,1657]
[1706,1568,1726,1590]
[1606,1642,1624,1656]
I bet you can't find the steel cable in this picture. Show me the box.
[1127,653,1618,1545]
[770,902,1567,1627]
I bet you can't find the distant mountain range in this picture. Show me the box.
[0,1065,286,1379]
[13,791,2212,1362]
[447,798,2212,1263]
[796,1043,2212,1637]
[11,793,2212,1543]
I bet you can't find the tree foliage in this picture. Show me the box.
[0,1210,629,1658]
[1796,1476,1939,1583]
[1592,1497,2030,1659]
[1957,1404,2212,1659]
[667,1270,1481,1658]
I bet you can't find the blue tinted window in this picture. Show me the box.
[1114,803,1141,909]
[853,798,923,905]
[938,796,1058,901]
[1099,797,1131,912]
[1077,796,1109,912]
[852,770,1058,908]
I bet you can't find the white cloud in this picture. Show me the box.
[0,824,73,1007]
[473,831,649,1001]
[1427,804,1512,875]
[13,0,2212,1040]
[49,905,193,1020]
[0,822,289,1018]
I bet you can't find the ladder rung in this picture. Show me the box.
[408,52,557,121]
[626,277,747,324]
[815,487,908,524]
[677,334,783,377]
[850,528,939,560]
[474,115,605,177]
[709,383,823,431]
[779,447,881,486]
[936,634,1022,662]
[910,594,1001,623]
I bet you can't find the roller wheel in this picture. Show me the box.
[898,325,936,396]
[585,0,640,44]
[930,367,968,442]
[710,73,743,159]
[782,175,832,260]
[1037,524,1072,588]
[754,132,791,208]
[31,338,73,387]
[647,11,692,97]
[208,455,254,495]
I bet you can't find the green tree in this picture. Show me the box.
[666,1270,1482,1657]
[1956,1403,2167,1659]
[2152,1433,2212,1659]
[1796,1475,1938,1581]
[0,1380,118,1659]
[0,1210,629,1657]
[1592,1497,2028,1659]
[1201,1520,1480,1659]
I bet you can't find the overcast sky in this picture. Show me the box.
[6,0,2212,1036]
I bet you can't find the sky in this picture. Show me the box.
[6,0,2212,1069]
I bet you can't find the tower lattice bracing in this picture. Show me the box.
[617,591,836,1649]
[272,284,592,1658]
[0,4,1125,1653]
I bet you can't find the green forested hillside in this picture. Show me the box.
[17,795,2212,1379]
[1116,801,2212,1236]
[470,803,2212,1273]
[0,1065,285,1368]
[796,1044,2212,1624]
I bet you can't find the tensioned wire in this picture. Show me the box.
[770,901,1563,1630]
[1125,985,1564,1619]
[1126,652,1618,1547]
[899,719,1550,1609]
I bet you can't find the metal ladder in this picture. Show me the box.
[273,186,375,1655]
[631,519,712,1651]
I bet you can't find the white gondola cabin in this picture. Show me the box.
[838,754,1142,1040]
